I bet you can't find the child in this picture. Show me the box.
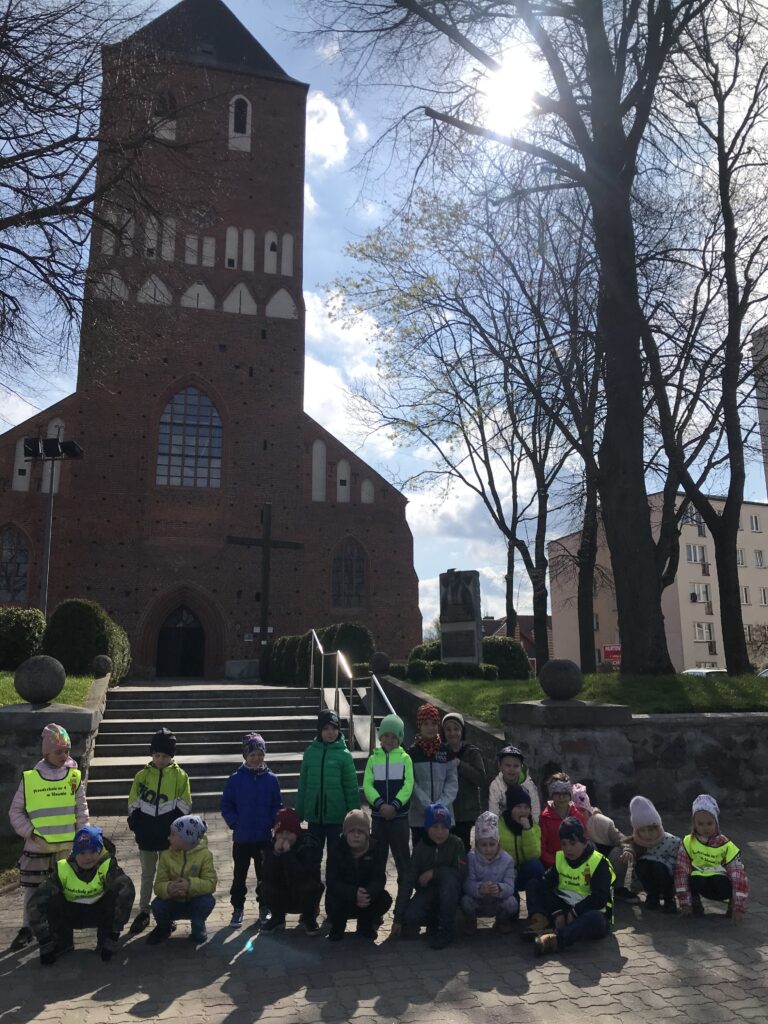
[28,826,135,965]
[675,794,748,921]
[362,713,413,880]
[127,727,192,935]
[440,712,487,851]
[295,709,360,854]
[221,731,282,928]
[461,811,518,934]
[261,807,324,935]
[391,802,467,950]
[498,785,545,892]
[147,815,217,945]
[488,744,541,822]
[526,816,615,955]
[620,796,681,913]
[325,809,392,942]
[539,774,587,868]
[571,783,634,901]
[408,704,458,844]
[8,723,90,951]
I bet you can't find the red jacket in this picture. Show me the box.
[539,802,588,868]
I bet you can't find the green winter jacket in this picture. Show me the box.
[295,734,360,825]
[499,816,542,866]
[154,836,217,901]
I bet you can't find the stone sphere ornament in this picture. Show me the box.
[539,659,584,701]
[370,651,390,676]
[14,655,66,705]
[91,654,113,678]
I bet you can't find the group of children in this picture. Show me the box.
[8,703,750,964]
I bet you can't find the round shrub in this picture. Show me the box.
[0,606,46,669]
[370,651,390,675]
[332,622,375,668]
[406,659,431,683]
[408,640,440,663]
[42,599,131,682]
[481,636,530,679]
[481,662,499,681]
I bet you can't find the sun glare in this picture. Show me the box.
[481,48,545,135]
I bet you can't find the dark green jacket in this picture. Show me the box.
[451,742,487,823]
[394,833,467,922]
[295,734,360,825]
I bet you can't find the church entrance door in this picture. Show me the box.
[156,605,205,677]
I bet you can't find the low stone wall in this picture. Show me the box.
[0,674,110,840]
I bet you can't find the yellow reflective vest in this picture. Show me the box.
[682,834,740,877]
[555,849,615,917]
[23,768,81,845]
[57,858,111,903]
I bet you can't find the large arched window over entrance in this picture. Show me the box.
[0,525,30,603]
[331,539,367,608]
[156,605,205,677]
[156,386,222,488]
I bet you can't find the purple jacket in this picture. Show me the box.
[464,847,517,900]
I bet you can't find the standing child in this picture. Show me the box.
[571,783,634,901]
[220,731,282,928]
[391,802,467,950]
[620,796,681,913]
[147,815,217,946]
[8,723,89,951]
[461,811,518,934]
[29,826,135,965]
[127,728,192,935]
[325,809,392,942]
[488,745,541,822]
[441,712,487,852]
[261,808,324,935]
[295,709,360,854]
[408,704,458,845]
[675,794,748,921]
[498,785,545,892]
[363,713,413,880]
[539,774,587,868]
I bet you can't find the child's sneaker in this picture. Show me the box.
[229,908,244,928]
[493,915,515,935]
[258,904,271,925]
[327,925,345,942]
[190,925,208,945]
[129,911,151,935]
[534,932,560,956]
[691,895,705,916]
[644,893,661,911]
[615,887,640,904]
[10,926,34,951]
[146,924,172,945]
[301,914,321,936]
[429,932,452,951]
[662,897,677,915]
[260,914,285,933]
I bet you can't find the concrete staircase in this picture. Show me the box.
[86,680,371,815]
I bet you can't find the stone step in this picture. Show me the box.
[86,789,304,815]
[105,699,320,713]
[93,738,310,758]
[98,705,331,720]
[93,726,314,745]
[86,770,302,796]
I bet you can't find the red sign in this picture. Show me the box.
[603,644,621,667]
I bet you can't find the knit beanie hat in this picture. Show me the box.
[274,807,302,837]
[441,711,466,740]
[343,809,370,835]
[243,732,266,755]
[424,802,451,829]
[170,814,208,846]
[42,723,71,755]
[474,811,499,841]
[559,816,586,843]
[73,825,104,855]
[498,744,525,764]
[416,703,440,727]
[378,713,404,743]
[548,777,573,798]
[506,784,532,811]
[692,793,720,827]
[150,727,177,756]
[318,709,340,736]
[571,783,593,815]
[629,795,662,830]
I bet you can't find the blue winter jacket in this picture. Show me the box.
[220,765,283,843]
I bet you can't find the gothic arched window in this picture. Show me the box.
[156,386,222,488]
[0,525,30,603]
[332,539,367,608]
[229,95,252,151]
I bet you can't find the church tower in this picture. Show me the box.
[0,0,421,676]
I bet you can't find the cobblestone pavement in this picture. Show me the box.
[2,810,767,1023]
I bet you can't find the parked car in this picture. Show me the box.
[681,668,728,677]
[758,668,768,678]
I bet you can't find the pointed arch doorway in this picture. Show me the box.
[156,605,205,678]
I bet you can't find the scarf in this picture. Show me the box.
[633,825,664,848]
[415,734,442,758]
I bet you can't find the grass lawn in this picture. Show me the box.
[0,673,93,708]
[419,673,768,728]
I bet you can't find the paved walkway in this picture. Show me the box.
[2,811,768,1023]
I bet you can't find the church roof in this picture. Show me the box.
[113,0,300,83]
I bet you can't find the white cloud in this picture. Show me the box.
[306,92,349,170]
[304,289,378,376]
[304,183,318,215]
[0,391,40,430]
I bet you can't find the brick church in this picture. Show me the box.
[0,0,421,677]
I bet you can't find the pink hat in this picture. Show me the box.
[42,723,71,755]
[571,783,593,815]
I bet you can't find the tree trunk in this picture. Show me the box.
[712,522,751,674]
[576,470,598,673]
[505,543,518,639]
[531,565,550,675]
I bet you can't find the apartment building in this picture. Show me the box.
[549,494,768,671]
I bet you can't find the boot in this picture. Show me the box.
[461,912,477,936]
[662,897,677,915]
[10,926,34,951]
[534,932,560,956]
[493,915,515,935]
[521,912,549,942]
[691,895,705,916]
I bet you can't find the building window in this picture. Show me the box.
[740,586,751,605]
[242,228,255,272]
[737,548,746,567]
[153,91,177,140]
[361,479,374,504]
[331,539,366,607]
[0,525,29,603]
[156,387,222,488]
[228,95,252,151]
[744,624,754,642]
[693,621,714,642]
[201,236,215,266]
[685,543,706,563]
[12,439,30,492]
[264,231,278,274]
[756,550,765,569]
[337,459,351,502]
[760,587,768,607]
[225,227,238,269]
[281,233,294,276]
[751,513,762,532]
[312,440,326,501]
[690,582,711,603]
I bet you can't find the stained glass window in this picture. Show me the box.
[156,386,222,488]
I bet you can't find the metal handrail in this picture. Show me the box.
[309,629,324,690]
[368,673,396,751]
[335,650,355,747]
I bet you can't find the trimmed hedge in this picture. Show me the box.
[481,636,530,679]
[294,622,376,686]
[408,640,440,663]
[0,606,46,670]
[406,659,431,683]
[42,599,131,681]
[389,661,408,680]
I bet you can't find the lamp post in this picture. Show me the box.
[24,433,84,616]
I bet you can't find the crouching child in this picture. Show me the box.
[675,794,748,922]
[461,811,518,935]
[391,803,467,950]
[525,816,615,955]
[147,815,217,946]
[260,808,324,936]
[326,809,392,942]
[29,826,135,966]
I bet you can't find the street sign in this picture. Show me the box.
[603,644,622,667]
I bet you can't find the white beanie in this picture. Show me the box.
[629,796,662,830]
[692,793,720,827]
[474,811,499,841]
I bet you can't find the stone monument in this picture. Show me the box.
[439,568,482,663]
